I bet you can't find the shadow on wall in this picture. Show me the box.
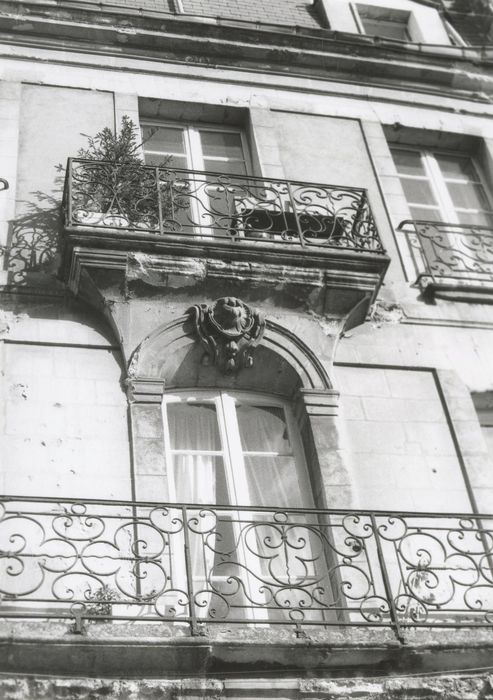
[4,166,64,286]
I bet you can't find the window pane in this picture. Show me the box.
[361,17,409,40]
[447,182,492,212]
[236,404,292,454]
[145,153,188,170]
[401,178,438,206]
[456,210,493,227]
[243,455,305,507]
[172,454,226,504]
[167,402,221,451]
[200,131,245,160]
[391,150,426,177]
[409,206,442,221]
[203,159,247,176]
[436,155,479,181]
[142,126,186,157]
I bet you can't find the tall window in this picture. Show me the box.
[390,148,493,227]
[141,122,251,237]
[141,122,249,175]
[162,391,320,621]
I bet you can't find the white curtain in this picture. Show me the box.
[236,404,301,508]
[167,403,222,616]
[236,404,314,603]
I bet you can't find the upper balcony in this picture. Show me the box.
[61,159,389,332]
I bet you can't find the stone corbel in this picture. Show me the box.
[294,388,340,424]
[126,378,166,404]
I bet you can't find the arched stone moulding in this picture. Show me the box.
[128,316,334,393]
[127,313,352,509]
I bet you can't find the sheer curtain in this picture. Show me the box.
[236,404,302,508]
[236,404,316,608]
[168,402,220,505]
[166,402,223,613]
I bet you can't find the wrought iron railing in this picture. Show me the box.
[64,158,384,253]
[2,496,493,640]
[400,220,493,286]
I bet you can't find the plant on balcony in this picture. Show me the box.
[73,116,174,230]
[85,583,120,620]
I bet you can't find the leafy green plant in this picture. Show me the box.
[85,584,120,619]
[74,116,174,229]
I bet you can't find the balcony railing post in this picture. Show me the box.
[156,167,164,236]
[181,505,201,636]
[66,159,73,228]
[350,190,367,243]
[286,181,306,247]
[370,513,404,643]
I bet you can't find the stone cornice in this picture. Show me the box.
[0,1,492,97]
[63,236,389,301]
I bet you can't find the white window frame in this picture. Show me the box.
[141,120,252,175]
[353,3,411,41]
[141,121,253,238]
[161,390,311,509]
[390,146,493,226]
[317,0,452,45]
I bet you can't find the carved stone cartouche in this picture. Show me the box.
[187,297,265,373]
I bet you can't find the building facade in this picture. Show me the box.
[1,0,493,697]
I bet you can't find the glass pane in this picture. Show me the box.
[447,182,492,211]
[409,206,442,221]
[237,404,292,454]
[172,454,226,504]
[401,178,438,206]
[391,150,426,177]
[167,402,221,451]
[456,210,493,227]
[142,126,186,157]
[145,153,188,170]
[436,155,479,181]
[203,159,247,176]
[361,17,409,40]
[200,131,245,160]
[243,455,305,508]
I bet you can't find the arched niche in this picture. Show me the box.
[128,315,333,397]
[127,310,352,510]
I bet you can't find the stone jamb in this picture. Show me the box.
[295,387,354,509]
[127,378,167,501]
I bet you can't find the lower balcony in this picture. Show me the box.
[400,220,493,302]
[2,495,493,639]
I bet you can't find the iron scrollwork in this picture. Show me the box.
[2,497,493,638]
[402,220,493,287]
[65,159,385,254]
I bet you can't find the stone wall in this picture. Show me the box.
[1,673,493,700]
[0,302,132,499]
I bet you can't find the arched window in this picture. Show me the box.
[162,390,313,508]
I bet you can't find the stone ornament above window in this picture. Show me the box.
[187,297,265,373]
